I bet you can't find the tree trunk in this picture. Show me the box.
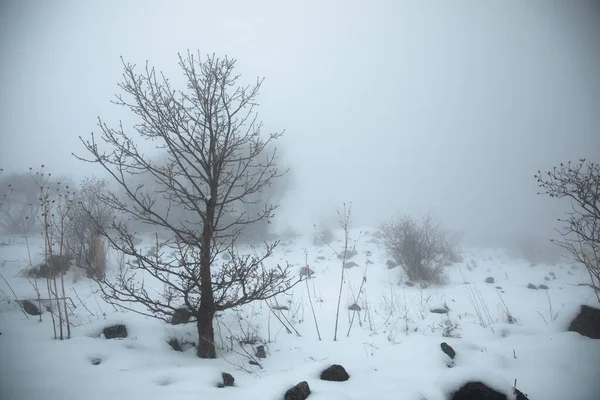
[196,307,216,358]
[197,197,217,358]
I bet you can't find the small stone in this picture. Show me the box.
[320,364,350,381]
[284,381,311,400]
[527,283,538,290]
[348,303,361,311]
[485,277,495,284]
[221,372,234,387]
[440,342,456,360]
[539,284,549,290]
[405,281,415,287]
[430,308,449,314]
[343,261,359,269]
[255,345,266,359]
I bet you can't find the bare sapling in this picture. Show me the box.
[303,249,321,340]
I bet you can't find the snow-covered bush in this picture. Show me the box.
[379,214,458,284]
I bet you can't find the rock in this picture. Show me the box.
[538,284,549,290]
[568,305,600,339]
[440,342,456,360]
[450,381,507,400]
[255,345,266,359]
[103,324,127,339]
[338,249,358,260]
[430,308,449,314]
[221,372,234,387]
[527,283,538,290]
[222,253,231,261]
[405,281,415,287]
[171,307,192,325]
[320,364,350,381]
[386,260,398,269]
[299,266,314,276]
[284,381,311,400]
[90,357,102,366]
[316,256,326,261]
[343,261,359,269]
[21,300,41,316]
[485,277,495,284]
[348,303,361,311]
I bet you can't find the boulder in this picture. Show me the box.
[320,364,350,382]
[440,342,456,360]
[21,300,41,316]
[171,307,192,325]
[450,381,529,400]
[103,324,127,339]
[568,305,600,339]
[284,381,310,400]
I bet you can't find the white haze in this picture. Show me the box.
[1,0,599,246]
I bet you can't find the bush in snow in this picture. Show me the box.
[379,214,458,284]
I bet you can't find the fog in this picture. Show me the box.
[1,0,599,246]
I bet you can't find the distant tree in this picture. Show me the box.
[0,171,42,234]
[535,159,600,302]
[75,52,301,358]
[66,177,114,278]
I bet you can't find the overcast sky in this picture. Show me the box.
[1,0,599,245]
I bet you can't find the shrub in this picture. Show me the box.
[24,254,72,278]
[379,214,457,284]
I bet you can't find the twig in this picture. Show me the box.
[0,273,29,319]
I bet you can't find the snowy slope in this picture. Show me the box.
[1,229,599,400]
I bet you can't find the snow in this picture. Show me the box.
[1,230,600,400]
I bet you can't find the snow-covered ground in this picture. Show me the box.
[1,229,599,400]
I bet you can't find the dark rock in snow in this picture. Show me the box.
[220,372,234,387]
[386,259,398,269]
[103,324,127,339]
[21,300,41,316]
[320,364,350,381]
[299,266,314,276]
[284,381,311,400]
[405,281,415,287]
[222,253,231,261]
[568,305,600,339]
[348,303,361,311]
[430,308,449,314]
[450,382,530,400]
[538,284,549,290]
[485,277,495,284]
[450,382,508,400]
[338,249,358,260]
[255,345,266,359]
[90,357,102,366]
[440,342,456,360]
[171,307,192,325]
[527,283,538,290]
[343,261,359,269]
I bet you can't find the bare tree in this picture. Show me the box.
[535,159,600,302]
[75,52,301,358]
[0,171,41,234]
[380,214,457,284]
[66,177,113,278]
